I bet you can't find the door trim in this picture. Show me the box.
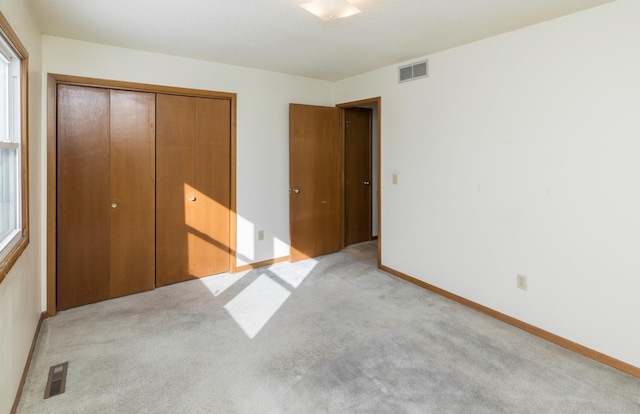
[337,97,381,267]
[47,74,237,316]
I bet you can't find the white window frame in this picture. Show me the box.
[0,12,28,283]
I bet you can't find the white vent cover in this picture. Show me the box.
[399,60,428,83]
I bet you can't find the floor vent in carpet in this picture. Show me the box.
[44,362,68,399]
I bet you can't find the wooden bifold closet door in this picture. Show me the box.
[57,85,156,310]
[156,94,231,286]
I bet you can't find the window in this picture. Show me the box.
[0,12,28,282]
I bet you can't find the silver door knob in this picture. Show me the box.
[188,195,196,202]
[364,181,371,185]
[111,202,118,209]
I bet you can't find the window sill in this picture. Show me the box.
[0,234,29,283]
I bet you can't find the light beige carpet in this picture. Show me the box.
[17,251,640,413]
[342,240,377,267]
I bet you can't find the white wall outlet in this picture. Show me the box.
[257,230,264,241]
[517,274,528,290]
[392,173,398,185]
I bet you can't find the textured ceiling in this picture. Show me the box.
[28,0,615,81]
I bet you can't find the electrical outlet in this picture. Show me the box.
[257,230,264,241]
[517,274,528,291]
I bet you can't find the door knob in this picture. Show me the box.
[188,195,196,202]
[364,181,371,186]
[111,202,118,209]
[292,188,300,194]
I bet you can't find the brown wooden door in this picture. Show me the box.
[57,85,156,310]
[289,104,342,262]
[57,85,110,310]
[109,90,156,297]
[156,94,231,286]
[344,108,372,246]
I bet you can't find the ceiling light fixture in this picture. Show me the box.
[300,0,362,21]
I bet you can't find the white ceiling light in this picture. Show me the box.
[300,0,362,20]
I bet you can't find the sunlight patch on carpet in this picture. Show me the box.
[224,274,291,339]
[268,258,317,288]
[200,271,248,297]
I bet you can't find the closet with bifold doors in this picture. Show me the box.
[56,82,232,311]
[155,94,231,287]
[57,85,156,310]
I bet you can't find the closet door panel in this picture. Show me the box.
[109,90,156,297]
[57,85,110,310]
[156,94,196,286]
[192,97,231,277]
[156,94,231,285]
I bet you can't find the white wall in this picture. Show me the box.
[336,0,640,368]
[42,36,335,268]
[0,0,42,412]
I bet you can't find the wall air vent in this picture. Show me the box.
[398,60,428,83]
